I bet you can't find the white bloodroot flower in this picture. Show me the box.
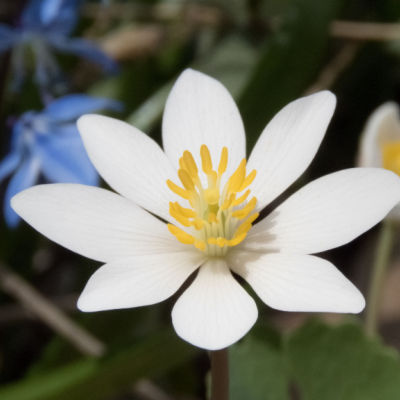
[12,70,400,350]
[358,102,400,218]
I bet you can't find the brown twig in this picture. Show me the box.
[210,349,229,400]
[0,292,78,324]
[331,20,400,41]
[305,42,360,94]
[100,25,165,61]
[133,379,174,400]
[0,264,105,357]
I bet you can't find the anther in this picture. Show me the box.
[183,150,198,178]
[232,197,257,219]
[227,159,246,193]
[178,169,195,191]
[169,203,191,226]
[218,147,228,175]
[232,189,250,206]
[200,145,213,174]
[167,224,195,245]
[194,240,206,251]
[240,170,257,191]
[166,179,191,200]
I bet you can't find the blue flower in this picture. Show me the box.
[0,0,118,91]
[0,94,122,227]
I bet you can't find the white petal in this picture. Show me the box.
[162,69,246,181]
[229,251,365,313]
[78,251,204,311]
[172,258,257,350]
[11,184,179,263]
[78,114,177,222]
[247,91,336,209]
[245,168,400,254]
[358,102,400,168]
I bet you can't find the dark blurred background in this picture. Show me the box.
[1,1,400,399]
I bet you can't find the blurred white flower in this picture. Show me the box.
[11,70,400,350]
[358,102,400,218]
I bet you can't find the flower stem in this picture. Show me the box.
[211,349,229,400]
[365,219,395,337]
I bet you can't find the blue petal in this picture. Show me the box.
[20,0,47,31]
[4,157,40,228]
[0,151,21,183]
[43,94,122,122]
[10,112,36,150]
[41,0,68,25]
[21,0,81,36]
[0,24,17,52]
[49,37,119,73]
[34,127,99,186]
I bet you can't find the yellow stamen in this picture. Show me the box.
[382,141,400,175]
[183,150,198,178]
[179,157,186,171]
[166,179,191,200]
[167,224,195,245]
[244,212,259,226]
[208,237,227,247]
[173,202,196,218]
[235,213,259,237]
[216,237,227,247]
[200,145,213,174]
[221,193,235,210]
[167,146,259,255]
[178,169,195,191]
[227,232,247,247]
[232,197,257,219]
[193,218,204,230]
[169,203,191,227]
[240,170,257,191]
[232,189,250,206]
[194,239,206,251]
[227,159,246,193]
[218,147,228,175]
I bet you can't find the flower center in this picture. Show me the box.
[382,141,400,175]
[166,145,258,256]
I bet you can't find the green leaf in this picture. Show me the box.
[0,329,199,400]
[286,320,400,400]
[239,0,342,149]
[229,324,289,400]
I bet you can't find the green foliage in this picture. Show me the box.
[0,329,199,400]
[230,320,400,400]
[230,324,289,400]
[239,0,343,149]
[287,321,400,400]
